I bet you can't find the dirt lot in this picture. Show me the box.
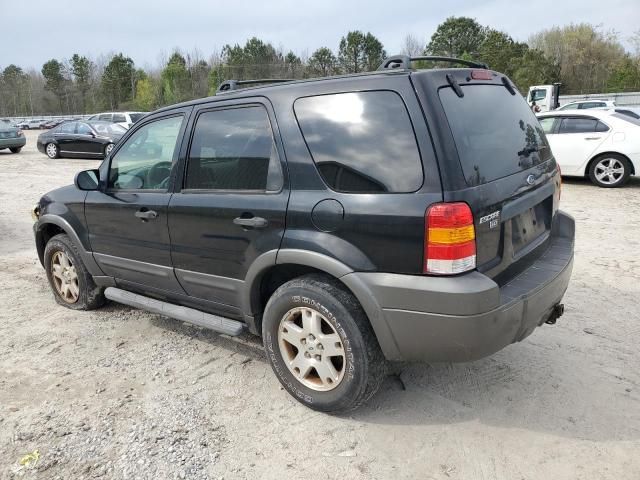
[1,130,639,479]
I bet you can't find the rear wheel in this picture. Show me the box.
[9,147,22,153]
[589,154,630,188]
[44,234,105,310]
[262,274,386,412]
[45,142,59,159]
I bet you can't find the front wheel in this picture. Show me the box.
[44,234,105,310]
[589,154,630,188]
[45,142,59,159]
[262,274,386,412]
[10,147,22,153]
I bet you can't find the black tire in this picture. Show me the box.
[45,142,59,159]
[44,234,105,310]
[262,274,386,412]
[10,147,22,153]
[588,153,631,188]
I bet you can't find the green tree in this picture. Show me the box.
[284,51,302,77]
[426,17,486,57]
[308,47,337,77]
[161,52,191,104]
[41,59,67,111]
[70,54,93,113]
[512,48,560,94]
[478,29,527,76]
[134,77,157,111]
[607,55,640,92]
[338,31,387,73]
[101,53,135,109]
[0,65,29,116]
[529,23,626,93]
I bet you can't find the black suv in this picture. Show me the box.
[32,56,574,412]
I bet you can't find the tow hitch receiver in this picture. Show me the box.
[545,303,565,325]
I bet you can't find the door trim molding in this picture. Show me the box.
[94,253,172,277]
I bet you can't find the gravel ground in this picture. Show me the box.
[1,130,639,479]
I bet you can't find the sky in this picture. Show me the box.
[3,0,639,70]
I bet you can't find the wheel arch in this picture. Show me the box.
[35,215,103,276]
[242,249,399,358]
[585,151,635,177]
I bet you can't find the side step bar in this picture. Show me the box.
[104,287,245,336]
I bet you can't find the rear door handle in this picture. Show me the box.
[135,209,158,220]
[584,137,602,140]
[233,216,268,228]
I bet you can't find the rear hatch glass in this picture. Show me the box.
[439,84,552,186]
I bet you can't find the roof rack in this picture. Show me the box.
[377,55,488,71]
[217,78,296,93]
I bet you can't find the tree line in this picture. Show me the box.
[1,17,639,117]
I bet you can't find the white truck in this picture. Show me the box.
[527,84,640,112]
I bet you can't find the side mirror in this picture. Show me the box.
[75,169,100,191]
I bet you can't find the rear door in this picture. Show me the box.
[544,116,609,174]
[167,100,288,312]
[54,121,79,154]
[414,72,562,282]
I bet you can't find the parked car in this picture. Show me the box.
[42,119,63,129]
[0,123,26,153]
[86,111,146,129]
[36,120,126,159]
[17,119,46,129]
[1,118,17,127]
[537,109,640,187]
[32,55,574,412]
[613,107,640,120]
[556,100,616,111]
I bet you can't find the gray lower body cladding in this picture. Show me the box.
[343,211,575,362]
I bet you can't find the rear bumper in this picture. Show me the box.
[0,136,26,149]
[342,211,575,362]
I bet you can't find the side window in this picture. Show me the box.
[558,117,598,134]
[184,106,282,191]
[294,91,423,193]
[58,122,77,134]
[108,116,183,190]
[595,121,610,132]
[76,123,92,135]
[99,113,112,121]
[113,113,126,123]
[538,117,555,134]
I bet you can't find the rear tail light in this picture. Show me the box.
[424,202,476,275]
[556,163,562,201]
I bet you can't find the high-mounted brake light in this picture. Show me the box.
[424,203,476,275]
[471,70,492,80]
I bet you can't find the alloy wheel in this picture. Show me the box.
[46,143,57,158]
[594,158,625,185]
[277,306,346,391]
[50,251,79,303]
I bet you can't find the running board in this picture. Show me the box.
[104,287,244,336]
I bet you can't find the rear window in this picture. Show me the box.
[113,113,126,123]
[439,85,552,186]
[294,91,423,193]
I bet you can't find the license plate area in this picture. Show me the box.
[511,196,552,256]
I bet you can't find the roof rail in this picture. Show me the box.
[217,78,296,93]
[377,55,488,71]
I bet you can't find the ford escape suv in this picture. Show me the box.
[32,55,574,412]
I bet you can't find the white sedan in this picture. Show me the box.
[537,109,640,187]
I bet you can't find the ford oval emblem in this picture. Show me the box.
[526,174,536,185]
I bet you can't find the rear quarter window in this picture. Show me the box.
[294,91,423,193]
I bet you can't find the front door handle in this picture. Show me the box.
[233,216,268,228]
[135,209,158,220]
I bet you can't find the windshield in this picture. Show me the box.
[530,89,546,102]
[440,84,552,186]
[92,122,127,135]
